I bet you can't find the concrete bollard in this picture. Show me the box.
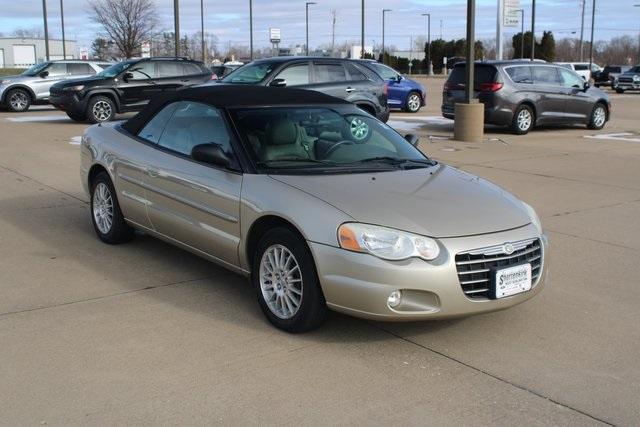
[453,101,485,143]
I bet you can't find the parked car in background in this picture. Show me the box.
[210,62,243,80]
[81,84,547,332]
[446,57,465,71]
[0,60,112,112]
[49,57,212,123]
[614,65,640,93]
[354,60,425,113]
[215,56,390,122]
[594,65,631,88]
[556,62,602,81]
[442,61,611,134]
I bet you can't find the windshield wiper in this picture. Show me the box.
[351,157,436,167]
[256,157,336,166]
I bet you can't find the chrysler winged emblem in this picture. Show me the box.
[503,243,515,255]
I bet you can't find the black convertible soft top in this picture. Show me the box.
[122,85,351,135]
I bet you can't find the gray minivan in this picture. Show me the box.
[442,61,611,134]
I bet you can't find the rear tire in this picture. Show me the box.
[90,171,134,244]
[86,96,115,123]
[66,112,86,122]
[511,104,534,135]
[6,88,31,112]
[587,103,607,130]
[252,227,327,333]
[404,91,422,113]
[615,88,625,94]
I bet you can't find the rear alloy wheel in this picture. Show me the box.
[90,171,134,244]
[6,88,31,112]
[87,96,115,123]
[588,103,607,130]
[405,92,422,113]
[253,227,327,332]
[511,104,534,135]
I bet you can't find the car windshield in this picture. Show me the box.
[222,62,276,84]
[96,61,135,78]
[21,62,51,76]
[231,107,434,174]
[627,66,640,73]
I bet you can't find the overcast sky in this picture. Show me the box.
[1,0,639,52]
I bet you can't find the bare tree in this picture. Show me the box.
[88,0,158,58]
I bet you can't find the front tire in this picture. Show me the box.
[86,96,115,123]
[66,111,86,122]
[90,171,134,244]
[404,91,422,113]
[615,88,625,94]
[6,88,31,112]
[587,103,607,130]
[252,227,327,333]
[511,104,534,135]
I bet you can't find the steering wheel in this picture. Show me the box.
[323,140,355,158]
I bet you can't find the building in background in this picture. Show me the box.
[0,38,76,68]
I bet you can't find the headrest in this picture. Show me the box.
[267,119,297,145]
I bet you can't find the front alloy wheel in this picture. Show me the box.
[87,96,115,123]
[405,92,421,113]
[588,103,607,130]
[6,89,31,112]
[259,244,303,319]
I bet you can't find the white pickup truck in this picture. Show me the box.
[555,62,602,81]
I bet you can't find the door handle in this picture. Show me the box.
[147,168,159,177]
[345,87,355,93]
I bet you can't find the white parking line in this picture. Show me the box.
[584,132,640,143]
[5,115,69,122]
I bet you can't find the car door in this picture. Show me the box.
[308,61,350,100]
[30,62,69,99]
[268,61,310,88]
[557,67,594,122]
[155,60,186,93]
[117,61,161,110]
[182,62,210,85]
[531,66,566,124]
[371,63,404,107]
[142,101,243,266]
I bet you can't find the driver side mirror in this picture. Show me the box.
[269,78,287,87]
[122,72,134,82]
[583,81,591,91]
[404,134,420,147]
[39,70,49,78]
[191,144,231,168]
[396,74,403,82]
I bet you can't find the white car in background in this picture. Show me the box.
[556,62,602,81]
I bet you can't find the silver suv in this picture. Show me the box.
[0,60,112,112]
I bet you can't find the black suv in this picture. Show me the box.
[442,60,611,134]
[594,65,631,89]
[50,57,212,123]
[212,57,390,122]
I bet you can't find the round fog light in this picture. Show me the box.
[387,290,402,308]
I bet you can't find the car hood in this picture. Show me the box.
[53,75,106,88]
[270,165,531,238]
[0,75,30,83]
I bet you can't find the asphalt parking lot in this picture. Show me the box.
[1,78,639,425]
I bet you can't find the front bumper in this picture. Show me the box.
[309,223,547,321]
[49,92,88,115]
[617,82,640,90]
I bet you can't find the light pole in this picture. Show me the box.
[200,0,205,62]
[249,0,253,60]
[60,0,66,59]
[382,9,391,64]
[422,13,431,75]
[635,4,640,63]
[173,0,180,56]
[589,0,596,75]
[530,0,536,61]
[361,0,365,58]
[42,0,50,61]
[516,9,524,59]
[306,2,316,56]
[579,0,586,61]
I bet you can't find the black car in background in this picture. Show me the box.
[49,57,212,123]
[594,65,631,89]
[210,64,242,80]
[214,57,390,122]
[442,61,611,134]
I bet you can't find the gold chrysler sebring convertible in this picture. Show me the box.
[81,85,548,332]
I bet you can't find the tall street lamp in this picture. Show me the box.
[530,0,536,61]
[635,4,640,63]
[173,0,180,56]
[361,0,365,58]
[42,0,50,61]
[588,0,596,75]
[306,2,316,55]
[60,0,66,59]
[421,13,431,75]
[249,0,253,60]
[516,9,524,59]
[382,9,391,64]
[200,0,205,63]
[579,0,586,61]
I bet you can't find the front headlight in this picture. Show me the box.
[63,84,85,92]
[522,202,542,233]
[338,223,440,261]
[633,75,640,82]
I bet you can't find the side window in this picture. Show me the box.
[373,63,399,80]
[314,63,347,83]
[68,63,94,75]
[130,61,156,80]
[183,63,203,75]
[275,64,310,86]
[574,64,589,71]
[532,66,560,85]
[157,61,183,78]
[345,63,368,81]
[505,66,532,84]
[559,68,584,88]
[46,63,68,76]
[138,102,180,143]
[157,101,234,158]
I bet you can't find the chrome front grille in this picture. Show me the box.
[455,238,542,300]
